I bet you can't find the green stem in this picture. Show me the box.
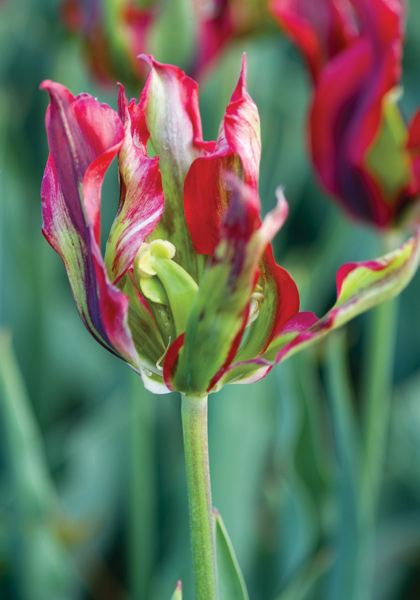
[325,332,364,600]
[358,295,399,600]
[361,295,398,509]
[128,373,155,599]
[181,394,218,600]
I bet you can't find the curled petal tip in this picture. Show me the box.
[273,186,289,227]
[137,53,153,67]
[40,79,51,91]
[275,186,288,211]
[39,79,64,96]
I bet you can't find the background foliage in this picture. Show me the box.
[1,1,420,599]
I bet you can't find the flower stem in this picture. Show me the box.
[181,393,218,600]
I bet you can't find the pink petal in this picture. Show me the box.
[41,81,139,365]
[104,85,164,284]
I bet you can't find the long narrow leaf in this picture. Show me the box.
[214,508,249,600]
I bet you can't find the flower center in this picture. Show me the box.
[133,240,199,339]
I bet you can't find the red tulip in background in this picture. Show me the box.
[271,0,420,228]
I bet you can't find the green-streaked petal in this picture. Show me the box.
[169,178,289,395]
[184,55,261,256]
[220,230,420,385]
[40,81,139,366]
[104,85,164,284]
[364,88,411,207]
[139,55,211,278]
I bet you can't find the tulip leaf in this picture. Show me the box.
[273,549,332,600]
[0,331,75,600]
[214,509,249,600]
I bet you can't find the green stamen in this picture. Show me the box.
[134,240,199,337]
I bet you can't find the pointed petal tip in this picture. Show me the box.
[40,79,51,91]
[274,186,289,222]
[137,53,153,68]
[176,581,182,591]
[39,79,64,96]
[234,53,247,93]
[258,186,289,240]
[39,80,76,107]
[241,53,247,80]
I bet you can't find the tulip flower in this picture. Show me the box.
[41,54,420,396]
[61,0,238,85]
[271,0,420,228]
[41,55,420,598]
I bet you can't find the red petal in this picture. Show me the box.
[184,55,261,255]
[270,0,356,81]
[309,0,403,226]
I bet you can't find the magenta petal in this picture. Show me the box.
[41,81,139,365]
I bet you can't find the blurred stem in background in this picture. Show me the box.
[128,371,157,600]
[362,292,399,510]
[0,331,75,600]
[181,394,218,599]
[325,269,400,600]
[325,331,364,600]
[361,266,400,600]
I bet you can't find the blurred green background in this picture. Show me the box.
[1,0,420,599]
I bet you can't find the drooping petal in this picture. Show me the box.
[139,55,213,278]
[273,229,420,362]
[270,0,356,81]
[40,81,139,366]
[219,230,420,386]
[167,178,290,395]
[184,54,261,255]
[104,85,164,284]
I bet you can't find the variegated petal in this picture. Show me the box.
[168,178,290,395]
[41,81,139,366]
[184,55,261,256]
[104,85,164,284]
